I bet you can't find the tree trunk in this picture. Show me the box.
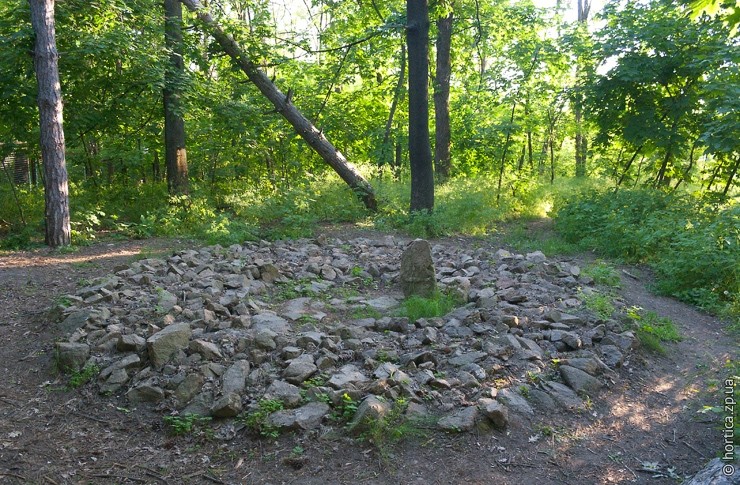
[722,155,739,197]
[433,10,453,180]
[13,150,29,185]
[165,0,189,195]
[29,0,71,247]
[179,0,377,211]
[407,0,434,213]
[616,145,644,189]
[574,0,591,178]
[382,42,406,167]
[152,149,160,181]
[496,102,517,203]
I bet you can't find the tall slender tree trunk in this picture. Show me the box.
[29,0,70,247]
[496,102,516,202]
[179,0,377,211]
[165,0,189,195]
[406,0,434,212]
[383,42,406,167]
[14,150,29,185]
[433,9,453,180]
[574,0,591,178]
[722,155,739,197]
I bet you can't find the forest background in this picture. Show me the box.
[0,0,738,321]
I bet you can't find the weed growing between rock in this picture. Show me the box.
[627,307,682,354]
[163,414,212,436]
[67,364,100,389]
[241,399,285,438]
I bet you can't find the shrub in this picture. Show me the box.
[553,188,739,320]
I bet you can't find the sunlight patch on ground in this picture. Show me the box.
[0,248,143,269]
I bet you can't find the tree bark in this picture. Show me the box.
[721,155,739,197]
[433,9,453,180]
[382,42,406,167]
[407,0,434,213]
[574,0,591,178]
[13,150,29,185]
[496,102,517,202]
[179,0,377,211]
[29,0,71,247]
[165,0,189,195]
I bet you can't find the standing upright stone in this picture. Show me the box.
[400,239,437,298]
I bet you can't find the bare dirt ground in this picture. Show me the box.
[0,229,737,485]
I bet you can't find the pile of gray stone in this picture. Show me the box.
[52,235,636,435]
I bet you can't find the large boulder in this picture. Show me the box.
[146,322,191,368]
[400,239,437,298]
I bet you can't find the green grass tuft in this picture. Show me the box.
[397,291,461,322]
[627,307,682,354]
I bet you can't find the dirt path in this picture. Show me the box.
[0,233,736,484]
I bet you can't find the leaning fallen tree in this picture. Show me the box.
[179,0,378,212]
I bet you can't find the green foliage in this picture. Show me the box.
[241,399,284,438]
[374,176,545,238]
[580,291,616,320]
[358,398,427,459]
[331,392,360,424]
[66,364,100,389]
[502,221,579,256]
[397,291,461,322]
[554,189,739,320]
[163,414,212,436]
[583,261,621,288]
[627,307,682,354]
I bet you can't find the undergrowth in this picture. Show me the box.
[553,188,739,321]
[627,307,682,354]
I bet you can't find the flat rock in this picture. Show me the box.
[448,351,487,367]
[498,388,534,416]
[268,402,330,431]
[284,355,318,385]
[252,313,290,335]
[264,380,303,408]
[364,296,400,311]
[542,381,583,409]
[127,380,164,403]
[438,406,479,432]
[681,458,736,485]
[222,360,250,395]
[328,364,370,390]
[58,310,92,335]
